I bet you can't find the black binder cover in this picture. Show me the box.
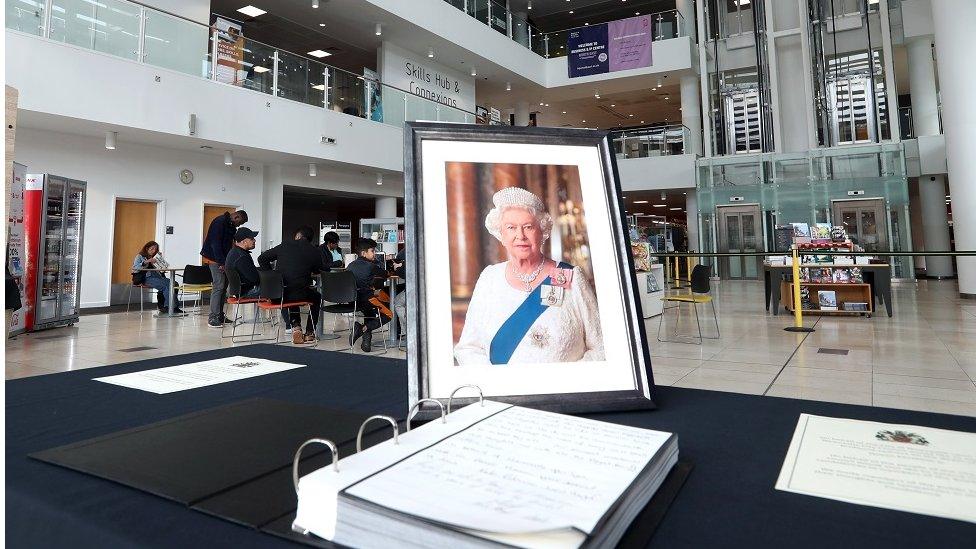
[262,458,694,548]
[30,398,370,512]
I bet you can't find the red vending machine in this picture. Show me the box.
[22,174,87,331]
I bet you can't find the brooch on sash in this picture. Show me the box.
[540,284,565,307]
[550,268,574,289]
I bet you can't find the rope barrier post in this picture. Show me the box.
[784,246,815,333]
[665,256,672,288]
[686,256,692,286]
[674,257,680,288]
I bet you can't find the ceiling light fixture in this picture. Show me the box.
[104,131,116,150]
[253,65,270,73]
[528,0,533,8]
[376,173,384,186]
[653,204,666,207]
[610,103,616,107]
[634,200,649,204]
[670,207,682,210]
[311,84,325,90]
[506,82,512,91]
[569,10,574,13]
[307,50,331,58]
[562,111,567,114]
[375,23,382,36]
[657,78,662,88]
[224,150,233,166]
[319,23,325,27]
[427,46,434,58]
[312,0,319,8]
[236,5,266,17]
[308,163,317,177]
[470,67,477,76]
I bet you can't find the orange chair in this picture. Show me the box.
[254,270,317,346]
[223,267,265,342]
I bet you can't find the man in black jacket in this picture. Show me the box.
[347,238,391,352]
[200,209,247,328]
[320,231,345,270]
[258,226,325,345]
[225,227,260,297]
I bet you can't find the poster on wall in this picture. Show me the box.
[7,162,28,336]
[567,24,609,78]
[214,17,245,86]
[475,106,489,125]
[489,107,502,126]
[568,15,652,78]
[363,68,383,122]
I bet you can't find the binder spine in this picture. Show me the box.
[292,438,339,493]
[447,384,485,414]
[356,415,399,453]
[406,398,446,432]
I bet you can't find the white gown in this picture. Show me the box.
[454,262,605,365]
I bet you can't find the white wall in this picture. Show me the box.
[141,0,210,24]
[617,154,698,191]
[544,37,695,89]
[6,31,403,173]
[14,127,265,308]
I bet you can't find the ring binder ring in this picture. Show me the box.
[292,438,339,494]
[447,385,484,414]
[406,398,446,432]
[356,415,399,453]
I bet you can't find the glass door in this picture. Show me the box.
[832,199,887,253]
[60,181,86,318]
[36,177,65,324]
[717,205,763,280]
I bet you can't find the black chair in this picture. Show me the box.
[320,271,358,350]
[255,270,316,346]
[657,264,720,345]
[180,264,213,314]
[222,267,265,342]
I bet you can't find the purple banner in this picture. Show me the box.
[607,15,652,72]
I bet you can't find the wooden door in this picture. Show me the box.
[202,204,236,261]
[112,200,157,284]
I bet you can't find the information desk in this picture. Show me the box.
[7,345,974,547]
[764,263,893,317]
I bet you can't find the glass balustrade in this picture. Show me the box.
[7,0,479,129]
[610,124,691,158]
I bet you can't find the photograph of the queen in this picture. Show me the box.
[454,186,605,365]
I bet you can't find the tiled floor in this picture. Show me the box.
[6,279,976,417]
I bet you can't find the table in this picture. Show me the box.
[764,263,893,317]
[135,267,185,318]
[6,345,975,547]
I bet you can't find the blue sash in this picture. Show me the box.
[489,262,572,365]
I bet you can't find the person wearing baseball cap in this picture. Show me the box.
[225,227,260,298]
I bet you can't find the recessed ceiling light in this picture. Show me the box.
[634,200,649,204]
[562,111,567,114]
[582,119,586,123]
[584,22,589,26]
[307,50,331,58]
[653,204,666,207]
[237,5,266,17]
[664,96,669,100]
[318,23,325,26]
[253,65,270,73]
[629,114,634,117]
[569,10,574,13]
[640,120,644,124]
[670,207,683,211]
[610,103,616,107]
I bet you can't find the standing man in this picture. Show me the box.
[258,226,325,345]
[200,209,248,328]
[225,227,260,298]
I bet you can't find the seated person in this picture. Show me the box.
[258,226,325,345]
[224,227,260,298]
[320,231,345,270]
[347,238,393,352]
[131,241,182,314]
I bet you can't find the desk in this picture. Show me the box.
[6,346,974,547]
[764,263,892,317]
[135,267,185,318]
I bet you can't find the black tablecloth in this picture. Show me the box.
[6,345,975,547]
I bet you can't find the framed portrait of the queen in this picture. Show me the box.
[404,122,655,414]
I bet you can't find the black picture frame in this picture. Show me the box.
[404,121,656,415]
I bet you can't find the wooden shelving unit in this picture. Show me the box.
[781,281,873,317]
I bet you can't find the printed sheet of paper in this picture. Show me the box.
[345,406,671,534]
[93,356,305,394]
[776,414,976,523]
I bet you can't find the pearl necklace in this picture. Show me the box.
[510,258,546,290]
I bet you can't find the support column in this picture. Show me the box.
[908,36,952,278]
[685,190,699,252]
[675,0,696,42]
[680,74,702,156]
[932,1,976,295]
[375,196,397,218]
[515,101,530,126]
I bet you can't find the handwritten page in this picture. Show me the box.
[776,414,976,524]
[345,406,671,534]
[93,356,305,394]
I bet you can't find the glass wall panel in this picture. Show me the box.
[276,49,310,104]
[240,39,274,95]
[92,0,140,60]
[381,86,407,128]
[49,0,99,50]
[143,10,209,77]
[6,0,45,35]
